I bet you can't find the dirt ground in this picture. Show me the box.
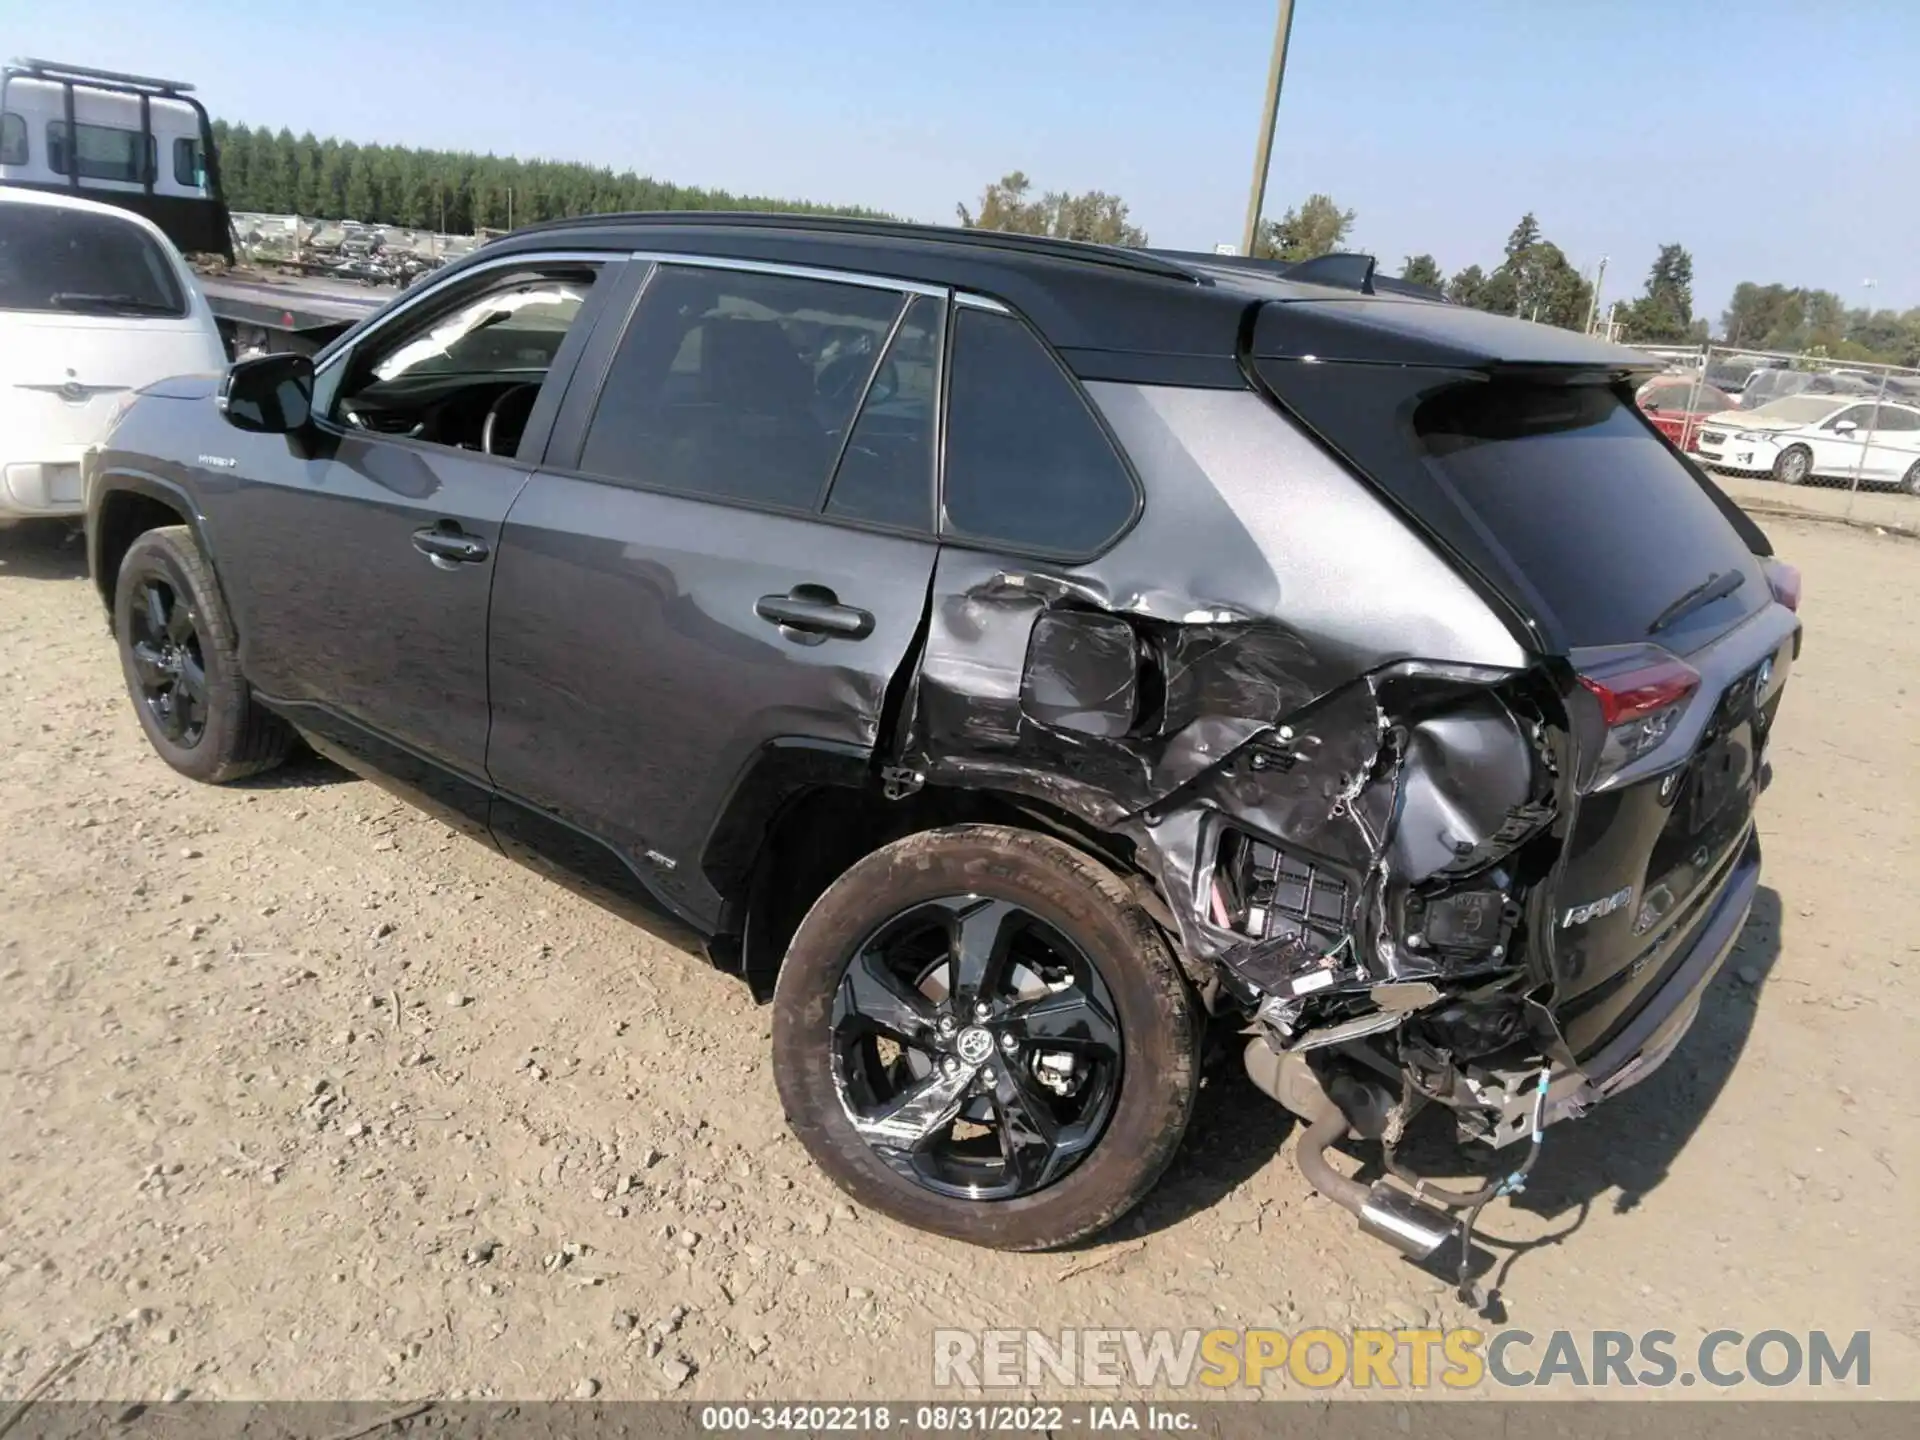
[2,512,1915,1403]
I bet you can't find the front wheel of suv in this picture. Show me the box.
[114,525,291,784]
[771,825,1200,1250]
[1772,444,1813,485]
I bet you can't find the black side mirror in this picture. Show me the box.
[1020,610,1142,739]
[219,352,315,433]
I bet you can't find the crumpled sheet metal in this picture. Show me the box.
[898,379,1544,1002]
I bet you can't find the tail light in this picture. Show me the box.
[1763,557,1802,612]
[1573,645,1701,783]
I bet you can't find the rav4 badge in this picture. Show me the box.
[1562,886,1634,928]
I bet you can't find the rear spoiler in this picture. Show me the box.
[1281,253,1449,303]
[1142,248,1451,303]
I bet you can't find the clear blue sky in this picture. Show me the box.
[9,0,1917,324]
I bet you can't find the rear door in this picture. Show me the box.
[1863,402,1920,482]
[484,259,945,934]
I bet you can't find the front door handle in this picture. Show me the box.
[412,524,490,568]
[755,584,874,642]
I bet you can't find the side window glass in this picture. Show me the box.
[331,267,597,458]
[173,137,204,187]
[1878,407,1920,432]
[824,294,944,530]
[579,265,906,511]
[942,307,1137,555]
[1832,405,1869,431]
[0,113,25,167]
[46,121,154,183]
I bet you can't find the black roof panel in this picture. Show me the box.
[470,213,1653,376]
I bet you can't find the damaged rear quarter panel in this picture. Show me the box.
[900,381,1540,989]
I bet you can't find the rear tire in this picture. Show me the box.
[772,825,1200,1250]
[1902,460,1920,497]
[1772,445,1812,485]
[114,525,291,784]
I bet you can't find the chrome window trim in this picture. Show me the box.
[313,249,614,374]
[954,292,1010,314]
[625,249,950,299]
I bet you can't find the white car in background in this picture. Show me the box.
[1,185,227,520]
[1694,394,1920,494]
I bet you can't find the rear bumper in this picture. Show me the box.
[1480,830,1760,1145]
[1,445,90,516]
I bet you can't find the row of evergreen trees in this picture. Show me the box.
[211,121,887,233]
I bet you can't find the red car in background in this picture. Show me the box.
[1637,376,1735,451]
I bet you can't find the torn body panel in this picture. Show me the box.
[891,377,1791,1198]
[894,381,1556,1069]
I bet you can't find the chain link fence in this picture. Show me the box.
[1628,343,1920,531]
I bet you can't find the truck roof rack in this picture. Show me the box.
[503,210,1204,285]
[3,57,230,259]
[7,56,198,94]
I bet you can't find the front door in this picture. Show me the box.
[485,261,947,933]
[1808,401,1874,482]
[204,255,617,830]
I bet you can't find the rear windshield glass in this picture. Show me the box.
[1416,383,1767,653]
[0,201,187,317]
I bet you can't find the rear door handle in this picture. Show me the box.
[412,524,490,568]
[755,585,874,642]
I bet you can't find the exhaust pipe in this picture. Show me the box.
[1293,1098,1458,1261]
[1357,1185,1456,1262]
[1251,1040,1461,1263]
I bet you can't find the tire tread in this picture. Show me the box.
[771,823,1200,1252]
[115,525,291,784]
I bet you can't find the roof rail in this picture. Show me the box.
[7,56,197,94]
[503,210,1202,284]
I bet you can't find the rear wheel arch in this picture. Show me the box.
[726,774,1161,995]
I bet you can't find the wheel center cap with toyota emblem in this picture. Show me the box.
[955,1027,995,1065]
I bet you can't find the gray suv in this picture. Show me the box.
[86,216,1800,1277]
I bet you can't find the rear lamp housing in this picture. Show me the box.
[1572,645,1702,785]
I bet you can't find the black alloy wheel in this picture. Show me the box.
[830,894,1123,1200]
[126,575,209,747]
[113,525,291,784]
[773,825,1200,1251]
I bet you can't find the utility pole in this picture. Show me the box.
[1239,0,1298,258]
[1583,255,1609,334]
